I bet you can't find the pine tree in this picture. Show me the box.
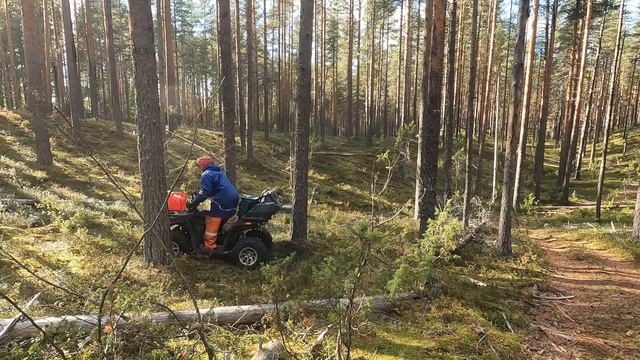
[61,0,84,129]
[218,0,238,183]
[291,0,312,243]
[498,0,530,256]
[21,0,53,166]
[533,0,558,200]
[595,0,625,222]
[104,0,124,136]
[127,0,171,265]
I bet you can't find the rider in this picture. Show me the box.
[188,155,239,255]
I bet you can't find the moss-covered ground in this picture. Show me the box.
[1,109,638,358]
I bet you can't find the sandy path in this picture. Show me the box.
[523,227,640,359]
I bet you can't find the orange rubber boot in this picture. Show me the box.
[204,216,222,250]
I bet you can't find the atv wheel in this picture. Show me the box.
[232,237,269,269]
[171,229,192,255]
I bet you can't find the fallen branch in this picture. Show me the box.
[455,221,487,253]
[0,292,41,344]
[251,339,284,360]
[0,292,67,359]
[0,293,418,341]
[532,294,575,301]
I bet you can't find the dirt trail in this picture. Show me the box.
[523,227,640,359]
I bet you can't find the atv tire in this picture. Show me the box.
[232,237,270,269]
[171,229,192,255]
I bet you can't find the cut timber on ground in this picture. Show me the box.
[0,293,418,341]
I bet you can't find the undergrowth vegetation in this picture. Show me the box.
[0,110,638,358]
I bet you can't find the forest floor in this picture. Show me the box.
[2,109,640,358]
[520,209,640,360]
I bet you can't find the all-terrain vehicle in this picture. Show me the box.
[168,189,282,269]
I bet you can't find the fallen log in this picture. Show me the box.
[0,293,418,341]
[538,204,635,210]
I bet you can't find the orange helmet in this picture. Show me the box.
[196,155,215,171]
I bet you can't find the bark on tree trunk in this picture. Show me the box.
[497,0,529,256]
[42,0,52,103]
[418,0,445,235]
[21,0,53,166]
[163,0,179,131]
[246,0,256,160]
[575,12,606,180]
[474,0,499,193]
[291,0,312,243]
[462,0,479,228]
[127,0,172,265]
[235,0,246,149]
[533,0,558,200]
[104,0,124,137]
[262,0,269,139]
[595,0,625,223]
[83,0,100,118]
[561,0,593,202]
[402,0,413,126]
[4,0,22,109]
[218,0,238,183]
[346,0,354,138]
[444,0,457,201]
[513,0,539,206]
[61,0,84,130]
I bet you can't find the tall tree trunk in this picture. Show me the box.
[556,0,581,197]
[291,0,312,243]
[42,0,52,103]
[411,0,422,128]
[163,0,178,131]
[262,0,269,139]
[104,0,124,137]
[21,0,53,165]
[235,0,246,149]
[492,73,501,203]
[462,0,479,228]
[402,0,413,126]
[589,61,609,167]
[497,0,529,256]
[83,0,99,118]
[513,0,539,206]
[346,0,354,138]
[127,0,171,265]
[417,0,445,235]
[561,0,593,202]
[533,0,558,200]
[444,0,457,200]
[4,0,22,109]
[366,3,376,146]
[61,0,84,129]
[51,0,66,110]
[393,0,404,131]
[246,0,256,160]
[156,0,167,126]
[218,0,238,183]
[595,0,625,222]
[575,12,606,179]
[474,0,499,192]
[354,0,362,139]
